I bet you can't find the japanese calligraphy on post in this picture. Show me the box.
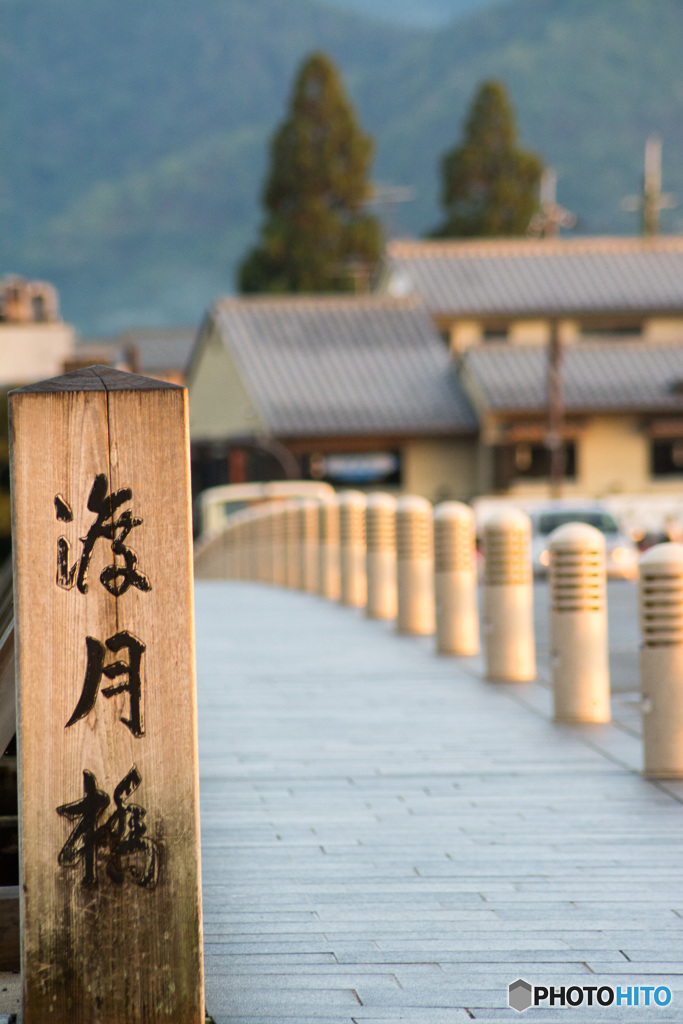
[56,473,159,889]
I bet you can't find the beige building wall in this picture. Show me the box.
[188,327,265,439]
[498,417,650,499]
[480,415,659,501]
[402,438,478,504]
[0,323,74,386]
[507,320,549,345]
[643,318,683,343]
[448,316,586,352]
[448,320,481,353]
[577,416,649,495]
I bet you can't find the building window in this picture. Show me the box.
[580,324,641,340]
[652,439,683,476]
[483,328,507,342]
[493,442,576,490]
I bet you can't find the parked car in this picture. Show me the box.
[529,504,639,579]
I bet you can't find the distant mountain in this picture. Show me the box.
[0,0,413,331]
[2,0,682,334]
[317,0,497,28]
[370,0,683,239]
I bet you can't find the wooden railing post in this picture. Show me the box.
[9,367,204,1023]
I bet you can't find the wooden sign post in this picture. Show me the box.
[9,367,204,1023]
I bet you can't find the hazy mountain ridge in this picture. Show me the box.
[2,0,682,332]
[1,0,415,330]
[369,0,683,236]
[317,0,497,27]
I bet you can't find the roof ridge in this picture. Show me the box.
[388,236,683,259]
[468,339,683,354]
[214,293,421,311]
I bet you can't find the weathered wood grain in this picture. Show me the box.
[10,367,204,1023]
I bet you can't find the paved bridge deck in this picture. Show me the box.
[196,581,683,1024]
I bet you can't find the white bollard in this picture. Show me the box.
[365,493,397,620]
[639,543,683,777]
[396,495,435,635]
[245,509,259,581]
[339,490,367,608]
[216,527,231,580]
[549,523,610,723]
[270,502,286,586]
[223,518,236,579]
[482,509,535,681]
[318,496,341,600]
[259,503,279,584]
[298,498,319,593]
[284,500,300,589]
[240,514,253,580]
[232,513,248,580]
[253,505,270,583]
[433,501,479,655]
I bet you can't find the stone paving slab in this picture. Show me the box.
[0,974,19,1023]
[195,582,683,1023]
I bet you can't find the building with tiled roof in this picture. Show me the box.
[187,294,477,501]
[74,326,197,384]
[386,236,683,351]
[463,342,683,416]
[188,238,683,505]
[462,341,683,496]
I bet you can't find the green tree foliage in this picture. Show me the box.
[432,80,543,238]
[238,52,382,293]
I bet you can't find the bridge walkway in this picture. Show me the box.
[196,581,683,1024]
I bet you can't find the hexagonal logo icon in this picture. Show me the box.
[509,978,533,1012]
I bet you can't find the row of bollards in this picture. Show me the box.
[212,491,480,654]
[200,493,683,779]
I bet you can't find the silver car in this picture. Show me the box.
[530,505,639,580]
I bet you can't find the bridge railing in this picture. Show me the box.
[199,491,683,780]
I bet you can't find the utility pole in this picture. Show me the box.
[367,183,416,240]
[527,169,575,238]
[643,136,662,236]
[622,135,677,236]
[547,319,564,499]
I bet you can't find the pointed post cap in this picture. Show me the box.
[10,365,182,395]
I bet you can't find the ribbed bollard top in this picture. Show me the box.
[339,491,366,547]
[366,493,397,553]
[549,522,605,613]
[396,495,433,561]
[318,496,340,543]
[639,542,683,648]
[483,508,531,586]
[434,501,476,573]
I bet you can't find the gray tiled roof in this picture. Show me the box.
[462,341,683,413]
[211,295,476,436]
[77,327,197,373]
[114,327,197,373]
[387,237,683,317]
